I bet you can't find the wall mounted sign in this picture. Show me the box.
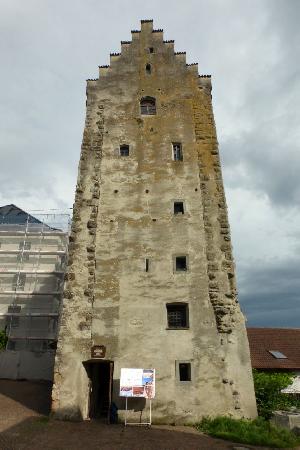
[91,345,106,359]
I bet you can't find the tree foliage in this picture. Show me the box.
[253,369,300,419]
[0,329,8,350]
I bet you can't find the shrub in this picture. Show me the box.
[0,329,8,350]
[253,369,300,419]
[196,416,300,448]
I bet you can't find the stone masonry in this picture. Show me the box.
[52,20,257,424]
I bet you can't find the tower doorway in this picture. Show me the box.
[84,360,114,421]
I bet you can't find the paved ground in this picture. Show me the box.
[0,380,279,450]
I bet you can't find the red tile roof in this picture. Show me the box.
[247,328,300,370]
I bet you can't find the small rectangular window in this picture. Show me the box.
[179,363,191,381]
[149,47,154,53]
[145,258,150,272]
[19,241,31,250]
[172,143,183,161]
[120,145,129,157]
[174,201,184,215]
[167,303,189,328]
[175,256,187,272]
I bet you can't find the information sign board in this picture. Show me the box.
[120,368,155,399]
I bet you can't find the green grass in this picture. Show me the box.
[195,416,300,448]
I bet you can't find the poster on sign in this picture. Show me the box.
[120,368,155,399]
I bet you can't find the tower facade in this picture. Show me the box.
[52,20,257,423]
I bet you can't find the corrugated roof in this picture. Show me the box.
[247,328,300,370]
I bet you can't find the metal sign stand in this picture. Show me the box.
[124,397,152,427]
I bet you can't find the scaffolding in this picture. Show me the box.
[0,209,71,353]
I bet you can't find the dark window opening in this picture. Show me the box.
[146,64,151,74]
[173,143,183,161]
[167,303,188,328]
[140,97,156,115]
[175,256,187,271]
[120,145,129,156]
[19,241,31,250]
[149,47,154,53]
[179,363,191,381]
[145,258,149,272]
[174,201,184,215]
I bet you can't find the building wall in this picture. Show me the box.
[52,20,257,423]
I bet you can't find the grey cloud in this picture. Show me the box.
[222,130,300,206]
[237,259,300,327]
[0,0,299,327]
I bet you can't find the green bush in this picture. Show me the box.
[196,416,300,448]
[0,329,8,350]
[253,369,300,419]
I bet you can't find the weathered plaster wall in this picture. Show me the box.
[52,20,257,423]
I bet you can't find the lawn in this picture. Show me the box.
[196,416,300,448]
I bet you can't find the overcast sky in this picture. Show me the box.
[1,0,299,328]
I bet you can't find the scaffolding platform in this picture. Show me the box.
[0,206,70,352]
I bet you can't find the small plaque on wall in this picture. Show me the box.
[91,345,106,359]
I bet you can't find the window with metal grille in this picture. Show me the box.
[175,256,187,271]
[172,143,183,161]
[174,201,184,215]
[179,363,191,381]
[120,144,129,156]
[140,97,156,115]
[166,303,188,328]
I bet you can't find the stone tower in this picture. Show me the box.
[52,20,257,424]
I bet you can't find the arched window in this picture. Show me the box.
[146,63,151,74]
[140,96,156,115]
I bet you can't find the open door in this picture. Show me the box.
[84,360,114,422]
